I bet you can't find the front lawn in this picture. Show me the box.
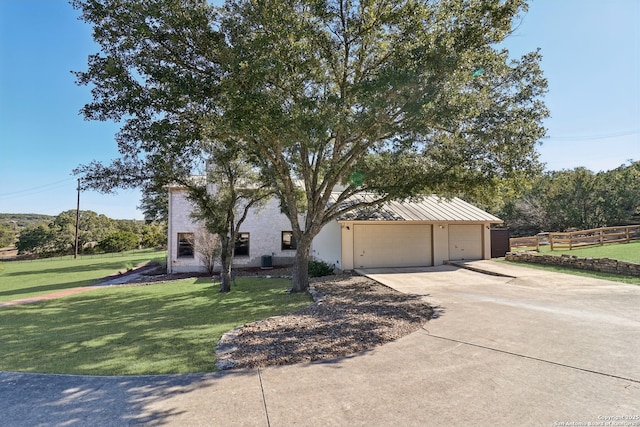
[0,277,312,375]
[0,249,166,302]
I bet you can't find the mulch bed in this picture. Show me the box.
[216,274,434,369]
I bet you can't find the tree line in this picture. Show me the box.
[2,210,166,256]
[487,161,640,236]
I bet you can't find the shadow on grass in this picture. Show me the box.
[1,260,142,278]
[0,278,311,376]
[0,280,99,299]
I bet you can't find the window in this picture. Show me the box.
[234,232,250,257]
[281,231,297,250]
[177,233,194,258]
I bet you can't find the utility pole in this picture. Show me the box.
[74,178,80,259]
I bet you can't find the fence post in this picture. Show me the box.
[569,231,573,250]
[600,229,604,246]
[550,234,554,251]
[627,226,630,243]
[535,235,540,252]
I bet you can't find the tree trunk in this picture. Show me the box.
[219,238,234,293]
[291,240,311,293]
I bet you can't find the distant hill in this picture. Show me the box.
[0,213,55,230]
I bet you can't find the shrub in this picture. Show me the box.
[99,231,140,253]
[308,259,334,277]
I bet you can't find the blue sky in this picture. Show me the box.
[1,0,639,219]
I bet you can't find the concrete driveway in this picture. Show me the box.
[2,261,639,426]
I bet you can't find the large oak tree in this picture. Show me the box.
[72,0,548,292]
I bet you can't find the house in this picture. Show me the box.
[166,186,502,273]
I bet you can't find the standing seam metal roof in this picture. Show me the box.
[331,193,502,223]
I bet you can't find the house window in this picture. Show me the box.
[177,233,194,258]
[234,232,250,257]
[281,231,297,250]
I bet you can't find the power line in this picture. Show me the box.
[0,178,76,200]
[547,129,640,141]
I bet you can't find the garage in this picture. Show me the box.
[353,224,432,268]
[333,194,502,270]
[449,224,483,260]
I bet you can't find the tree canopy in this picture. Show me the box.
[72,0,548,291]
[498,162,640,235]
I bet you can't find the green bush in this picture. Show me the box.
[99,231,140,253]
[308,259,334,277]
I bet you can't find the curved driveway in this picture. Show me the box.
[2,261,639,426]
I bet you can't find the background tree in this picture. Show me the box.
[140,222,167,249]
[16,224,56,254]
[50,210,115,254]
[99,231,140,253]
[0,223,15,248]
[73,0,548,292]
[598,161,640,225]
[139,183,169,222]
[496,161,640,234]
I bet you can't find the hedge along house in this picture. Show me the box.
[167,185,502,273]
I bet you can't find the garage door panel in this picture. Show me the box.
[354,224,432,268]
[449,224,482,260]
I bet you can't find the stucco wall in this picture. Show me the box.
[311,220,342,269]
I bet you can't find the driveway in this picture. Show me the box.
[2,261,639,426]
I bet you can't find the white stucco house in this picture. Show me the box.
[167,185,502,273]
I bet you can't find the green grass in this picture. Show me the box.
[504,240,640,285]
[0,249,167,302]
[510,240,640,263]
[0,277,312,375]
[545,241,640,263]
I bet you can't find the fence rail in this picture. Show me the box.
[509,225,640,252]
[509,236,540,251]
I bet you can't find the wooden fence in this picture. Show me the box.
[509,236,540,251]
[509,225,640,252]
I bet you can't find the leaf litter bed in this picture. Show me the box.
[216,274,434,370]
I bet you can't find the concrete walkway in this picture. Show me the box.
[2,261,640,426]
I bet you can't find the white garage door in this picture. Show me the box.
[353,224,432,268]
[449,224,483,260]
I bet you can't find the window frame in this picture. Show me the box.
[234,232,250,257]
[281,231,297,251]
[177,232,195,258]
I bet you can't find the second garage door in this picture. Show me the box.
[449,224,483,260]
[353,224,432,268]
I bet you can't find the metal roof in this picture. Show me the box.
[331,193,503,223]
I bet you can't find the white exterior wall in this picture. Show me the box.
[233,197,298,267]
[432,223,449,266]
[482,223,491,260]
[167,188,300,272]
[311,220,342,270]
[167,188,206,273]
